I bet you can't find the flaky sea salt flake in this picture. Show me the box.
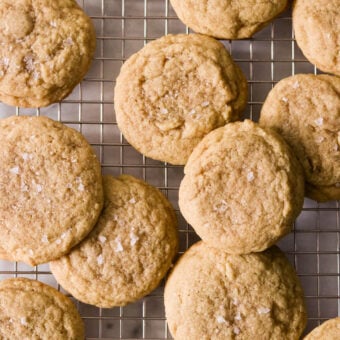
[64,37,74,46]
[160,108,168,115]
[201,101,210,107]
[50,21,57,28]
[281,97,288,103]
[114,237,124,252]
[97,254,104,265]
[98,235,107,244]
[36,184,43,193]
[129,197,136,204]
[41,235,49,243]
[216,315,227,324]
[314,117,323,126]
[20,317,27,326]
[247,171,255,182]
[257,307,271,315]
[233,326,240,335]
[292,81,300,89]
[130,231,139,246]
[10,166,19,175]
[234,311,242,321]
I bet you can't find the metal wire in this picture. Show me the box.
[0,1,339,339]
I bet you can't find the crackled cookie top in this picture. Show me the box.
[0,0,96,107]
[170,0,288,39]
[0,278,84,340]
[293,0,340,76]
[304,317,340,340]
[50,175,178,308]
[114,33,247,165]
[165,242,307,340]
[179,120,304,254]
[0,116,103,266]
[260,74,340,201]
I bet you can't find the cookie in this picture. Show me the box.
[0,0,96,107]
[293,0,340,76]
[170,0,288,39]
[0,277,84,340]
[0,116,103,266]
[304,317,340,340]
[165,242,307,340]
[114,33,247,165]
[50,174,178,307]
[178,120,304,254]
[260,74,340,202]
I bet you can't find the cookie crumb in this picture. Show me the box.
[314,117,323,126]
[20,317,27,326]
[201,101,210,107]
[216,315,227,324]
[97,254,104,265]
[257,307,271,314]
[247,171,255,182]
[10,166,19,175]
[114,236,124,252]
[98,235,107,244]
[233,326,240,335]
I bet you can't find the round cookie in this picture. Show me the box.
[170,0,288,39]
[293,0,340,76]
[114,33,247,165]
[178,120,304,254]
[304,317,340,340]
[0,116,103,266]
[0,0,96,107]
[165,242,307,340]
[260,74,340,202]
[0,277,84,339]
[50,174,178,308]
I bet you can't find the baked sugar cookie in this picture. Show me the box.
[0,0,96,107]
[0,116,103,266]
[50,175,178,308]
[179,120,304,254]
[293,0,340,76]
[165,242,307,340]
[170,0,288,39]
[114,34,247,165]
[304,317,340,340]
[0,278,84,340]
[260,74,340,201]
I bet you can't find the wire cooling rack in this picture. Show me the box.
[0,1,339,339]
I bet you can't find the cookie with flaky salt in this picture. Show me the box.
[50,174,178,307]
[179,120,304,254]
[0,0,96,107]
[260,74,340,202]
[0,115,103,266]
[165,242,307,340]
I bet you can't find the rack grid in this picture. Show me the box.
[0,1,339,339]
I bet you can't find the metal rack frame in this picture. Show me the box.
[0,1,339,339]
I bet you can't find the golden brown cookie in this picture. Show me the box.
[0,277,84,340]
[0,0,96,107]
[179,120,304,254]
[0,116,103,266]
[50,175,178,308]
[293,0,340,76]
[165,242,307,340]
[304,317,340,340]
[114,33,247,165]
[170,0,288,39]
[260,74,340,202]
